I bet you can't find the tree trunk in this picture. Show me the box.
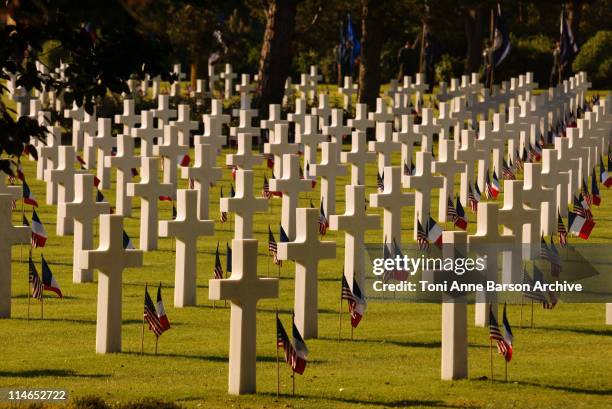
[190,61,198,91]
[257,0,297,116]
[358,0,384,111]
[464,6,484,75]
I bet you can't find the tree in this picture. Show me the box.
[257,0,298,115]
[357,0,385,110]
[0,1,173,175]
[464,5,485,75]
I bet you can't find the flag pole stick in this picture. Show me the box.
[276,309,280,399]
[505,360,508,382]
[489,339,493,382]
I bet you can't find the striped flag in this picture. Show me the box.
[31,210,47,248]
[454,195,468,230]
[417,220,429,251]
[268,225,280,266]
[144,284,165,337]
[534,265,558,309]
[568,211,595,240]
[219,187,227,223]
[42,254,62,298]
[600,156,612,187]
[489,305,512,362]
[156,283,170,332]
[305,162,316,188]
[514,150,524,171]
[468,184,479,213]
[484,170,495,199]
[341,273,366,328]
[318,199,328,235]
[276,315,308,375]
[214,243,224,279]
[581,179,592,206]
[426,216,443,248]
[23,180,38,207]
[557,212,568,247]
[502,159,516,180]
[262,174,271,199]
[446,195,457,221]
[29,253,43,300]
[376,171,384,192]
[501,303,513,362]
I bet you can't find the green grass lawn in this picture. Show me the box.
[2,140,611,409]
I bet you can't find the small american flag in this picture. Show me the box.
[262,174,271,199]
[417,220,429,251]
[557,212,568,247]
[468,185,479,213]
[29,253,43,301]
[341,273,366,328]
[268,225,281,266]
[514,150,524,171]
[214,243,224,279]
[502,159,515,180]
[144,285,165,337]
[318,199,328,235]
[446,196,457,221]
[488,306,511,361]
[376,171,384,192]
[219,187,228,223]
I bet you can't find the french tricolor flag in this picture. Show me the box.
[23,181,38,207]
[156,283,171,331]
[427,216,443,248]
[568,211,595,240]
[600,157,612,188]
[31,210,48,248]
[42,254,62,298]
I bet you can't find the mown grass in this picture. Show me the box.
[1,86,611,408]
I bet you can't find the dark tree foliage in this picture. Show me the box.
[0,0,174,175]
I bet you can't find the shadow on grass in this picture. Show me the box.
[10,317,152,325]
[476,378,612,396]
[258,392,470,408]
[0,369,110,378]
[318,336,441,349]
[531,325,612,337]
[13,294,79,300]
[122,351,326,364]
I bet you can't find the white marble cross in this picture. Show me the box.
[230,96,259,145]
[260,104,287,141]
[308,66,322,101]
[414,108,441,153]
[322,109,351,147]
[311,141,346,216]
[235,74,255,97]
[433,139,466,222]
[153,95,177,127]
[39,127,61,205]
[0,194,31,318]
[296,115,326,178]
[369,122,401,174]
[131,110,163,157]
[342,130,376,185]
[127,157,174,251]
[269,154,313,241]
[114,99,140,135]
[170,63,185,97]
[81,214,143,353]
[456,129,481,206]
[412,73,429,112]
[264,123,299,178]
[220,63,237,98]
[208,239,279,395]
[198,99,230,152]
[554,134,582,204]
[297,74,315,103]
[181,143,222,220]
[170,104,199,146]
[61,174,110,283]
[153,125,188,187]
[76,110,98,166]
[370,166,414,246]
[288,98,308,132]
[159,189,214,307]
[436,231,469,380]
[220,169,268,239]
[368,98,394,123]
[278,208,335,339]
[47,146,86,236]
[473,120,500,191]
[406,151,444,239]
[208,64,219,94]
[523,163,557,236]
[227,133,263,170]
[348,103,375,133]
[434,102,459,141]
[330,185,380,292]
[393,114,421,175]
[541,148,571,217]
[64,102,84,149]
[105,134,139,216]
[0,172,20,203]
[339,76,358,110]
[88,118,115,189]
[468,202,515,327]
[311,94,331,127]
